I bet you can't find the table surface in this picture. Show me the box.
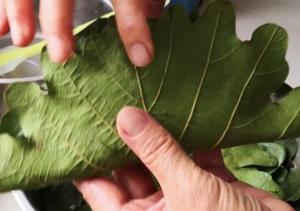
[1,0,300,210]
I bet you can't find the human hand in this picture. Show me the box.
[0,0,164,65]
[75,106,294,211]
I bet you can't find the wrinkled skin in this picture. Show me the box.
[0,0,165,65]
[75,107,294,211]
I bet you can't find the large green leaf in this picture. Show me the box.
[1,0,300,191]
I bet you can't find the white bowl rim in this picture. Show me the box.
[12,191,35,211]
[0,76,44,84]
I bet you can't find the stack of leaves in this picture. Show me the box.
[223,139,300,201]
[1,0,300,192]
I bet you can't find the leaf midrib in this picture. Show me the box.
[135,66,147,110]
[57,67,116,171]
[213,27,279,148]
[62,66,117,134]
[178,12,221,141]
[148,23,174,112]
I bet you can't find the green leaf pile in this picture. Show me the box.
[222,139,300,201]
[1,0,300,191]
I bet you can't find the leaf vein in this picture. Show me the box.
[179,13,221,141]
[61,63,118,135]
[230,107,272,129]
[135,66,147,110]
[213,27,280,148]
[278,106,300,139]
[210,46,239,65]
[148,26,173,112]
[114,81,136,100]
[64,139,107,171]
[254,66,286,76]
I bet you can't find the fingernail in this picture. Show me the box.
[47,36,73,63]
[117,107,149,137]
[129,43,151,67]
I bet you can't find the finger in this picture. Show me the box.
[143,0,165,19]
[5,0,35,46]
[111,0,153,67]
[147,198,166,211]
[231,182,294,211]
[116,106,197,189]
[145,191,163,203]
[121,192,163,211]
[39,0,74,63]
[0,0,9,35]
[75,178,129,211]
[113,165,155,198]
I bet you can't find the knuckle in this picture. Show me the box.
[139,128,175,167]
[10,14,24,24]
[197,175,228,210]
[119,17,141,33]
[113,0,144,33]
[39,13,72,32]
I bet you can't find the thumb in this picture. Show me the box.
[116,106,197,188]
[116,107,289,211]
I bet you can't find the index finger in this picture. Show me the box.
[5,0,35,46]
[0,0,9,35]
[75,178,129,211]
[111,0,164,67]
[39,0,74,63]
